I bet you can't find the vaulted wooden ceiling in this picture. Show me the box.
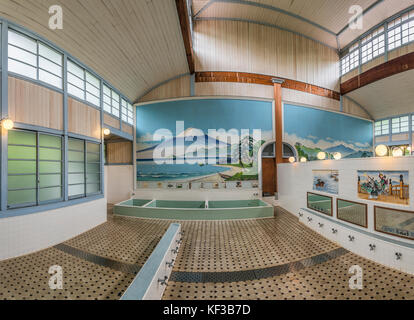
[0,0,189,102]
[192,0,414,50]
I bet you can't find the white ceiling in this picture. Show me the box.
[192,0,414,50]
[0,0,189,102]
[346,69,414,120]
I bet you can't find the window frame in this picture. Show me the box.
[7,129,64,209]
[8,29,63,89]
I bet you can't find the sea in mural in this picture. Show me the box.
[136,99,273,184]
[358,170,409,205]
[284,104,374,161]
[313,170,339,194]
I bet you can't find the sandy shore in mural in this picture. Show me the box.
[174,165,244,183]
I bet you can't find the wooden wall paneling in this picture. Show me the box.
[68,98,101,140]
[104,113,120,129]
[261,158,275,196]
[122,124,134,136]
[194,20,340,91]
[388,43,414,61]
[139,75,191,102]
[8,77,63,130]
[107,141,132,164]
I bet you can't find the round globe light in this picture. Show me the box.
[300,157,307,163]
[392,147,403,157]
[103,128,111,136]
[317,152,326,160]
[375,144,388,157]
[333,152,342,160]
[288,157,295,163]
[2,119,14,130]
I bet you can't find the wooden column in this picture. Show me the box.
[273,78,284,195]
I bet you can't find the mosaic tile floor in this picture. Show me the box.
[0,205,413,300]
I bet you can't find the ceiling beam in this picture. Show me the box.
[341,51,414,95]
[194,0,216,18]
[176,0,195,74]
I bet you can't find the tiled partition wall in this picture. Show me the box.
[278,157,414,274]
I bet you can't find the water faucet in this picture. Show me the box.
[171,247,179,254]
[348,235,355,242]
[395,252,402,260]
[318,223,324,228]
[307,217,313,222]
[158,276,168,286]
[332,228,338,234]
[166,259,175,268]
[369,244,376,251]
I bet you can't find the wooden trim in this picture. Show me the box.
[274,82,283,193]
[176,0,195,74]
[196,71,340,101]
[336,198,368,229]
[374,205,414,240]
[307,192,333,217]
[341,52,414,95]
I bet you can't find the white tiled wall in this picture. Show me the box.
[105,165,135,204]
[278,156,414,274]
[0,198,107,261]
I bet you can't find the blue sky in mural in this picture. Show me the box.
[137,99,273,140]
[284,104,373,160]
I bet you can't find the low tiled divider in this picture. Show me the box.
[114,199,274,220]
[121,223,182,300]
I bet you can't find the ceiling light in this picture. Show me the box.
[1,118,14,130]
[317,152,326,160]
[375,144,388,157]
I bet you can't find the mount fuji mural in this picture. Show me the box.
[284,104,374,161]
[136,99,273,183]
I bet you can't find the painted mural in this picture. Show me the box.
[284,104,374,161]
[136,99,273,186]
[313,170,339,195]
[358,170,409,205]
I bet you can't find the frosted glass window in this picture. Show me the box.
[67,60,86,100]
[86,142,101,195]
[85,72,101,107]
[8,30,36,53]
[374,120,389,136]
[8,30,63,89]
[392,116,409,134]
[7,130,63,207]
[68,138,85,198]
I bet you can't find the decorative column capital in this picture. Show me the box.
[272,78,285,84]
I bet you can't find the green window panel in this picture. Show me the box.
[86,184,100,194]
[39,148,62,161]
[86,173,100,184]
[39,174,62,188]
[69,138,84,151]
[68,150,84,162]
[39,187,62,202]
[8,130,36,145]
[86,163,100,173]
[87,152,100,162]
[8,160,36,174]
[8,145,36,159]
[39,161,61,174]
[87,142,100,153]
[8,175,36,189]
[68,173,85,185]
[39,133,61,148]
[8,189,36,206]
[68,162,85,173]
[68,184,85,197]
